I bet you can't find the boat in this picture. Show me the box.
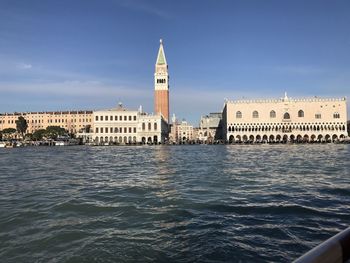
[0,142,6,148]
[293,226,350,262]
[54,138,79,146]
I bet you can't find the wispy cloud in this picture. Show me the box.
[17,63,32,70]
[0,79,149,98]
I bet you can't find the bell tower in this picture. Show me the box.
[154,39,169,122]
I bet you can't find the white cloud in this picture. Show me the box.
[17,63,33,70]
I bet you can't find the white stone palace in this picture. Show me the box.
[223,93,348,143]
[92,104,168,145]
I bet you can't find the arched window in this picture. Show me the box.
[270,110,276,118]
[333,112,340,119]
[236,111,242,119]
[154,123,157,131]
[148,123,151,130]
[298,110,304,118]
[283,112,290,119]
[142,123,145,130]
[252,111,259,118]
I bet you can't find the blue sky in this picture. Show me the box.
[0,0,349,125]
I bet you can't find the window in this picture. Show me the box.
[101,116,103,121]
[142,123,145,131]
[115,116,118,121]
[124,127,127,133]
[236,111,242,119]
[105,116,108,121]
[95,116,99,121]
[270,110,276,118]
[105,127,108,133]
[129,116,132,121]
[114,127,118,133]
[298,110,304,118]
[252,111,259,118]
[119,116,122,121]
[110,127,113,133]
[133,116,137,121]
[315,113,321,119]
[124,116,127,121]
[283,112,290,119]
[148,123,151,131]
[129,127,132,133]
[133,127,136,133]
[95,127,99,133]
[154,123,158,131]
[333,112,340,119]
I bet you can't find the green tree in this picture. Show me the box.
[33,129,46,141]
[45,126,66,139]
[85,124,91,133]
[16,116,28,137]
[25,133,33,141]
[2,128,17,140]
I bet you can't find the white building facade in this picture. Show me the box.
[93,105,168,145]
[223,94,348,143]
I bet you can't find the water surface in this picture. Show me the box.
[0,145,349,262]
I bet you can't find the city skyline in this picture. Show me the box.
[0,0,350,124]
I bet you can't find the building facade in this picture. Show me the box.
[223,93,348,142]
[198,112,223,142]
[0,111,93,135]
[93,104,168,144]
[154,39,170,123]
[170,118,194,143]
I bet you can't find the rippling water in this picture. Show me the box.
[0,145,349,262]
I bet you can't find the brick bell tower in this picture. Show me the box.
[154,39,169,123]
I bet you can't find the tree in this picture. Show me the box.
[2,128,17,140]
[16,116,28,137]
[85,124,91,133]
[25,133,33,141]
[45,126,66,139]
[33,129,46,141]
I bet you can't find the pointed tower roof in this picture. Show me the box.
[156,39,167,65]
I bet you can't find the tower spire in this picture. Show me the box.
[156,39,167,65]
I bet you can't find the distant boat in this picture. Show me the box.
[54,138,79,146]
[0,142,6,148]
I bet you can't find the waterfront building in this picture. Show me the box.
[222,93,348,142]
[198,112,223,142]
[93,104,168,144]
[170,117,194,143]
[0,110,93,136]
[154,39,170,123]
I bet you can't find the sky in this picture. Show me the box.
[0,0,349,125]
